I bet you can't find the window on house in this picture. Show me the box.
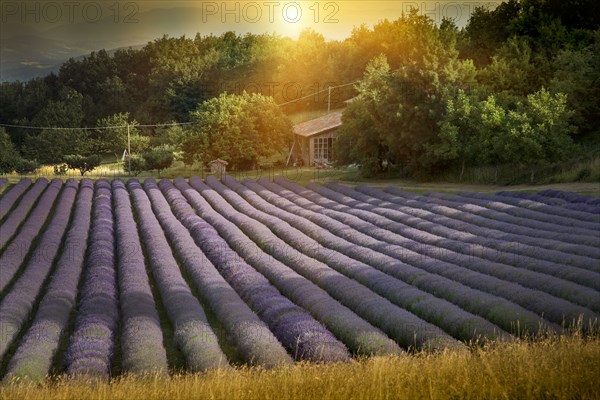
[313,137,335,162]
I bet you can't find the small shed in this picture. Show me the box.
[288,111,342,167]
[208,159,228,176]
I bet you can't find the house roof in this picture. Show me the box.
[293,111,343,138]
[209,159,229,165]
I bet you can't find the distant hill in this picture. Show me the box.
[1,7,277,82]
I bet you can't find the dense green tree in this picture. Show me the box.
[430,88,576,175]
[185,92,292,170]
[21,88,89,164]
[549,32,600,135]
[458,0,522,66]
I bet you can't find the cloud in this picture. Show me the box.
[20,60,53,68]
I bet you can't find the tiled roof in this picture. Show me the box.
[293,111,343,137]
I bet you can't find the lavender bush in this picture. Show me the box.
[65,180,119,379]
[0,179,77,362]
[376,187,600,261]
[0,178,48,250]
[252,178,568,333]
[139,178,293,368]
[127,179,229,371]
[237,177,558,337]
[3,179,93,382]
[0,178,31,220]
[157,178,350,363]
[456,191,600,230]
[422,190,599,236]
[346,184,600,270]
[189,177,462,352]
[218,176,515,342]
[325,184,600,289]
[175,177,402,357]
[0,178,8,189]
[497,191,600,215]
[112,180,168,374]
[269,178,599,325]
[538,189,600,206]
[423,190,600,250]
[0,179,64,293]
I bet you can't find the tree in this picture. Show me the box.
[92,112,149,157]
[22,88,89,164]
[430,88,576,177]
[14,159,39,175]
[123,154,146,176]
[64,154,102,176]
[549,34,600,135]
[142,148,173,175]
[186,92,292,170]
[458,0,521,66]
[0,128,21,174]
[428,90,489,179]
[334,54,453,176]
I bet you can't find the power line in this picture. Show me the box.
[277,81,360,107]
[0,77,368,130]
[0,121,196,130]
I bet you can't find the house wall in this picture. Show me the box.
[292,127,338,167]
[308,128,337,165]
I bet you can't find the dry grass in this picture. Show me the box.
[1,335,598,400]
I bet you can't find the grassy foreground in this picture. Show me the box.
[1,336,598,400]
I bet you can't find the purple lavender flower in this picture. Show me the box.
[112,180,168,374]
[269,178,599,326]
[0,179,64,293]
[3,179,93,382]
[0,178,49,250]
[188,176,462,352]
[65,180,119,379]
[127,179,229,371]
[175,177,401,357]
[157,178,350,362]
[0,178,32,221]
[0,179,77,362]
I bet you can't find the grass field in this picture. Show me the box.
[1,335,598,400]
[2,162,599,197]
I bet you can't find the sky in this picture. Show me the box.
[0,1,503,81]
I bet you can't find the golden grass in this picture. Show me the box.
[2,336,598,400]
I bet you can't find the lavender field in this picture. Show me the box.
[0,177,598,382]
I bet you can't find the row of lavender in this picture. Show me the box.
[496,190,600,214]
[0,177,598,382]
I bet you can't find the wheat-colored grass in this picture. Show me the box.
[1,335,598,400]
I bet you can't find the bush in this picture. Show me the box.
[14,159,39,175]
[142,149,174,176]
[0,156,18,174]
[54,164,68,176]
[123,155,146,176]
[64,154,102,176]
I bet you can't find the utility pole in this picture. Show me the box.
[127,123,131,176]
[327,86,332,113]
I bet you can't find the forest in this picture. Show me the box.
[0,0,598,181]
